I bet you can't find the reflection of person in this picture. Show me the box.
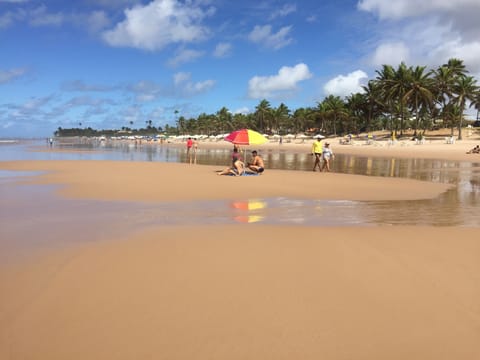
[321,142,334,172]
[191,138,198,164]
[311,136,323,171]
[247,150,265,173]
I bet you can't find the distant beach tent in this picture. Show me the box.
[314,134,325,139]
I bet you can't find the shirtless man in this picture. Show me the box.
[247,150,265,173]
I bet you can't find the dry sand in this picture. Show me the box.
[1,137,480,360]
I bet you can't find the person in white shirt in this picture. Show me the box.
[321,142,334,172]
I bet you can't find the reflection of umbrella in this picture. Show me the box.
[234,215,264,223]
[224,129,268,145]
[231,200,267,211]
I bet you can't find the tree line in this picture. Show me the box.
[56,58,480,140]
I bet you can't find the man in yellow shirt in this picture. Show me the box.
[311,136,323,171]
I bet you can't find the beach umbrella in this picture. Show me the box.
[224,129,268,168]
[224,128,268,146]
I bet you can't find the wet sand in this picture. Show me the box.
[1,138,480,359]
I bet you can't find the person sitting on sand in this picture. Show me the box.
[217,148,244,176]
[247,150,265,174]
[466,145,480,154]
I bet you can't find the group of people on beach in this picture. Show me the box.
[192,135,336,176]
[311,136,334,172]
[217,145,265,176]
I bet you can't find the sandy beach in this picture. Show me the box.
[1,134,480,359]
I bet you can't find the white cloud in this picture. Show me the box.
[0,68,27,84]
[102,0,213,51]
[86,11,111,32]
[10,95,53,118]
[323,70,368,98]
[0,12,15,28]
[233,107,250,115]
[248,24,293,50]
[213,42,232,58]
[248,63,312,99]
[270,3,296,20]
[430,39,480,73]
[371,42,410,67]
[168,48,205,67]
[173,72,215,96]
[359,0,480,75]
[129,80,162,102]
[61,80,117,92]
[358,0,480,19]
[29,5,64,26]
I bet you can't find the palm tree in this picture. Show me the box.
[176,116,186,135]
[322,95,348,136]
[452,75,478,139]
[472,91,480,121]
[271,103,290,134]
[254,99,272,133]
[432,65,455,127]
[386,62,411,136]
[292,107,309,134]
[345,93,364,134]
[216,107,233,133]
[403,66,433,136]
[375,64,397,135]
[444,58,467,78]
[361,80,384,133]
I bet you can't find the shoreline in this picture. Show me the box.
[0,160,453,202]
[44,127,480,163]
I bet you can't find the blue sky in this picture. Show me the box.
[1,0,480,138]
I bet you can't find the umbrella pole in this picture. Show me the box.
[243,147,247,175]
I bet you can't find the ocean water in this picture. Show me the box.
[1,139,479,262]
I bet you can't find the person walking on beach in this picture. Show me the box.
[321,142,334,172]
[311,136,323,171]
[191,138,198,164]
[186,137,193,163]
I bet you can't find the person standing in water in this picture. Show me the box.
[311,136,323,171]
[321,142,334,172]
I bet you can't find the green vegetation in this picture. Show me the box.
[55,58,480,140]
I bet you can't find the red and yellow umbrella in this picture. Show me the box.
[231,200,267,211]
[224,129,268,145]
